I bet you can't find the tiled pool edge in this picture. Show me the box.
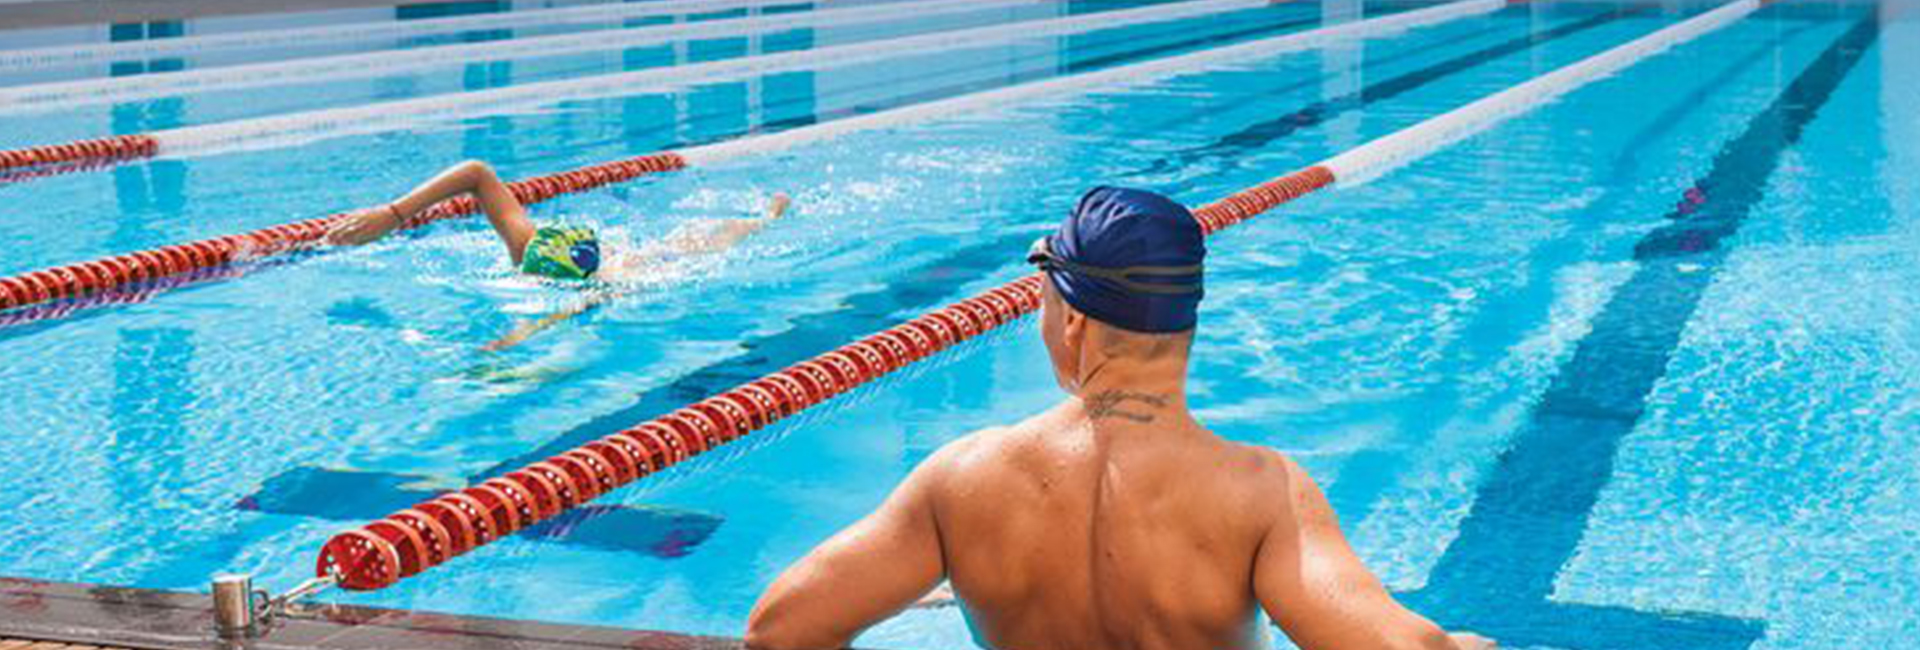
[0,576,752,650]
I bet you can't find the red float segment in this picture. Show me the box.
[316,273,1049,591]
[317,530,400,591]
[1191,165,1335,234]
[0,152,689,314]
[318,161,1337,591]
[0,134,160,174]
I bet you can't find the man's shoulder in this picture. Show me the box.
[922,424,1023,473]
[1200,438,1307,504]
[916,409,1065,484]
[1196,434,1292,472]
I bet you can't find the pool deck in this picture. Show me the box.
[0,576,750,650]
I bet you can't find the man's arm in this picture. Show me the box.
[746,438,948,650]
[1253,453,1493,650]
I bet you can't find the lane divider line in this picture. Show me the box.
[314,0,1768,591]
[0,0,1294,175]
[0,0,826,72]
[0,134,158,173]
[0,0,1499,314]
[0,0,1046,115]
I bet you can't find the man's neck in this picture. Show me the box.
[1070,362,1192,430]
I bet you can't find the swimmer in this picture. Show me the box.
[746,187,1494,650]
[326,160,790,350]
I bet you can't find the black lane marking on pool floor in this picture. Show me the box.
[1319,12,1827,525]
[1127,4,1646,185]
[1401,12,1881,650]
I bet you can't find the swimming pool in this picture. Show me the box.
[0,0,1914,647]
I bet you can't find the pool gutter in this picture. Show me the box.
[0,576,755,650]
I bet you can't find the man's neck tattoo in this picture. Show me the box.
[1084,390,1170,423]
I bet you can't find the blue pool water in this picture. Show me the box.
[0,0,1915,648]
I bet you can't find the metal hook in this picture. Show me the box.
[211,570,339,639]
[258,572,339,627]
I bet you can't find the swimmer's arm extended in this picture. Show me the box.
[747,437,947,650]
[1255,454,1495,650]
[328,160,537,264]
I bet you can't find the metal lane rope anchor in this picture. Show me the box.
[210,571,339,639]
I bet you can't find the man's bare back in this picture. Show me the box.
[930,398,1289,650]
[746,187,1488,650]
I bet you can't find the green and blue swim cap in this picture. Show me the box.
[520,225,602,280]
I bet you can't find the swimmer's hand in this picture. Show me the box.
[325,205,403,246]
[1449,633,1496,649]
[766,192,791,220]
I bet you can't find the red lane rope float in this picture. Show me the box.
[0,259,264,329]
[316,164,1336,591]
[0,152,686,313]
[0,134,158,173]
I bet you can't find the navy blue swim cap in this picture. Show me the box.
[1033,186,1205,333]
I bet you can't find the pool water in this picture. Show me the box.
[0,1,1915,648]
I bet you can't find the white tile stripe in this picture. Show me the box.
[0,0,1042,114]
[150,0,1287,157]
[1319,0,1766,184]
[0,0,823,72]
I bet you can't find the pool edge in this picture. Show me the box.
[0,575,755,650]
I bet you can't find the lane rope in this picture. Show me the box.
[0,0,826,72]
[0,134,158,174]
[314,0,1771,591]
[0,0,1493,314]
[0,0,1289,176]
[0,0,1046,115]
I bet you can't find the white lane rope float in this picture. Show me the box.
[0,0,1048,114]
[0,0,838,72]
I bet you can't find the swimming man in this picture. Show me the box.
[746,187,1493,650]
